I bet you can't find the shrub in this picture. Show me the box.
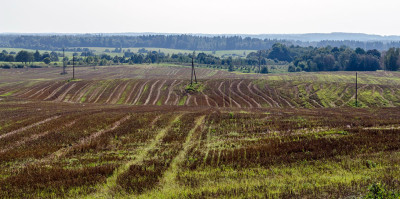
[364,183,400,199]
[260,66,269,74]
[1,64,11,69]
[29,65,42,68]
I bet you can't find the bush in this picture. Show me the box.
[29,65,42,68]
[260,66,269,74]
[185,83,204,93]
[1,64,11,69]
[364,183,400,199]
[288,64,296,72]
[43,57,51,64]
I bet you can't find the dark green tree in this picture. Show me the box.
[50,51,59,61]
[228,64,234,72]
[384,48,400,71]
[15,51,33,64]
[288,65,296,72]
[43,57,51,64]
[260,66,269,74]
[33,50,41,62]
[355,47,366,55]
[267,43,292,62]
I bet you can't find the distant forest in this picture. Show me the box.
[1,34,400,51]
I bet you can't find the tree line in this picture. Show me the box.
[0,50,59,64]
[1,44,399,72]
[249,44,399,72]
[2,34,400,51]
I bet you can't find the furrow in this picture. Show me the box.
[144,80,160,105]
[0,116,60,141]
[132,80,150,105]
[152,80,167,105]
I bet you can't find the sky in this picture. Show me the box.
[1,0,400,35]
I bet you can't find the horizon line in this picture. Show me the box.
[1,32,400,37]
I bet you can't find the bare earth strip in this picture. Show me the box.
[124,82,138,104]
[41,115,131,163]
[247,82,272,107]
[87,114,183,199]
[185,94,192,106]
[202,92,211,107]
[69,82,90,102]
[111,81,130,104]
[55,83,76,102]
[202,81,219,107]
[165,80,183,105]
[0,120,76,154]
[27,84,53,99]
[15,82,47,97]
[86,84,103,103]
[106,81,123,104]
[152,80,167,105]
[212,89,226,107]
[94,84,111,103]
[159,115,206,193]
[279,95,296,108]
[133,80,150,105]
[76,83,96,103]
[164,80,177,105]
[172,81,184,105]
[0,115,61,141]
[311,99,323,108]
[231,80,253,108]
[218,82,240,108]
[43,82,69,101]
[237,81,261,108]
[144,80,160,105]
[193,96,198,106]
[252,84,280,107]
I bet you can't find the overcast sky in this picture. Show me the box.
[1,0,399,35]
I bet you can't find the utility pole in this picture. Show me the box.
[72,55,75,80]
[190,51,197,86]
[258,50,261,73]
[190,56,194,85]
[193,52,197,84]
[62,48,67,75]
[355,72,358,107]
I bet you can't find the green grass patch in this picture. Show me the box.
[117,83,132,104]
[178,96,187,106]
[0,91,15,97]
[185,83,205,93]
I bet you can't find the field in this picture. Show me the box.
[0,64,399,198]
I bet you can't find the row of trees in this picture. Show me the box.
[384,48,400,71]
[242,44,399,72]
[288,46,382,72]
[0,50,59,64]
[2,34,400,51]
[2,45,399,72]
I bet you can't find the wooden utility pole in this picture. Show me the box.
[190,51,197,85]
[190,55,194,86]
[355,72,358,107]
[72,55,75,79]
[258,50,261,73]
[193,52,197,84]
[62,48,67,75]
